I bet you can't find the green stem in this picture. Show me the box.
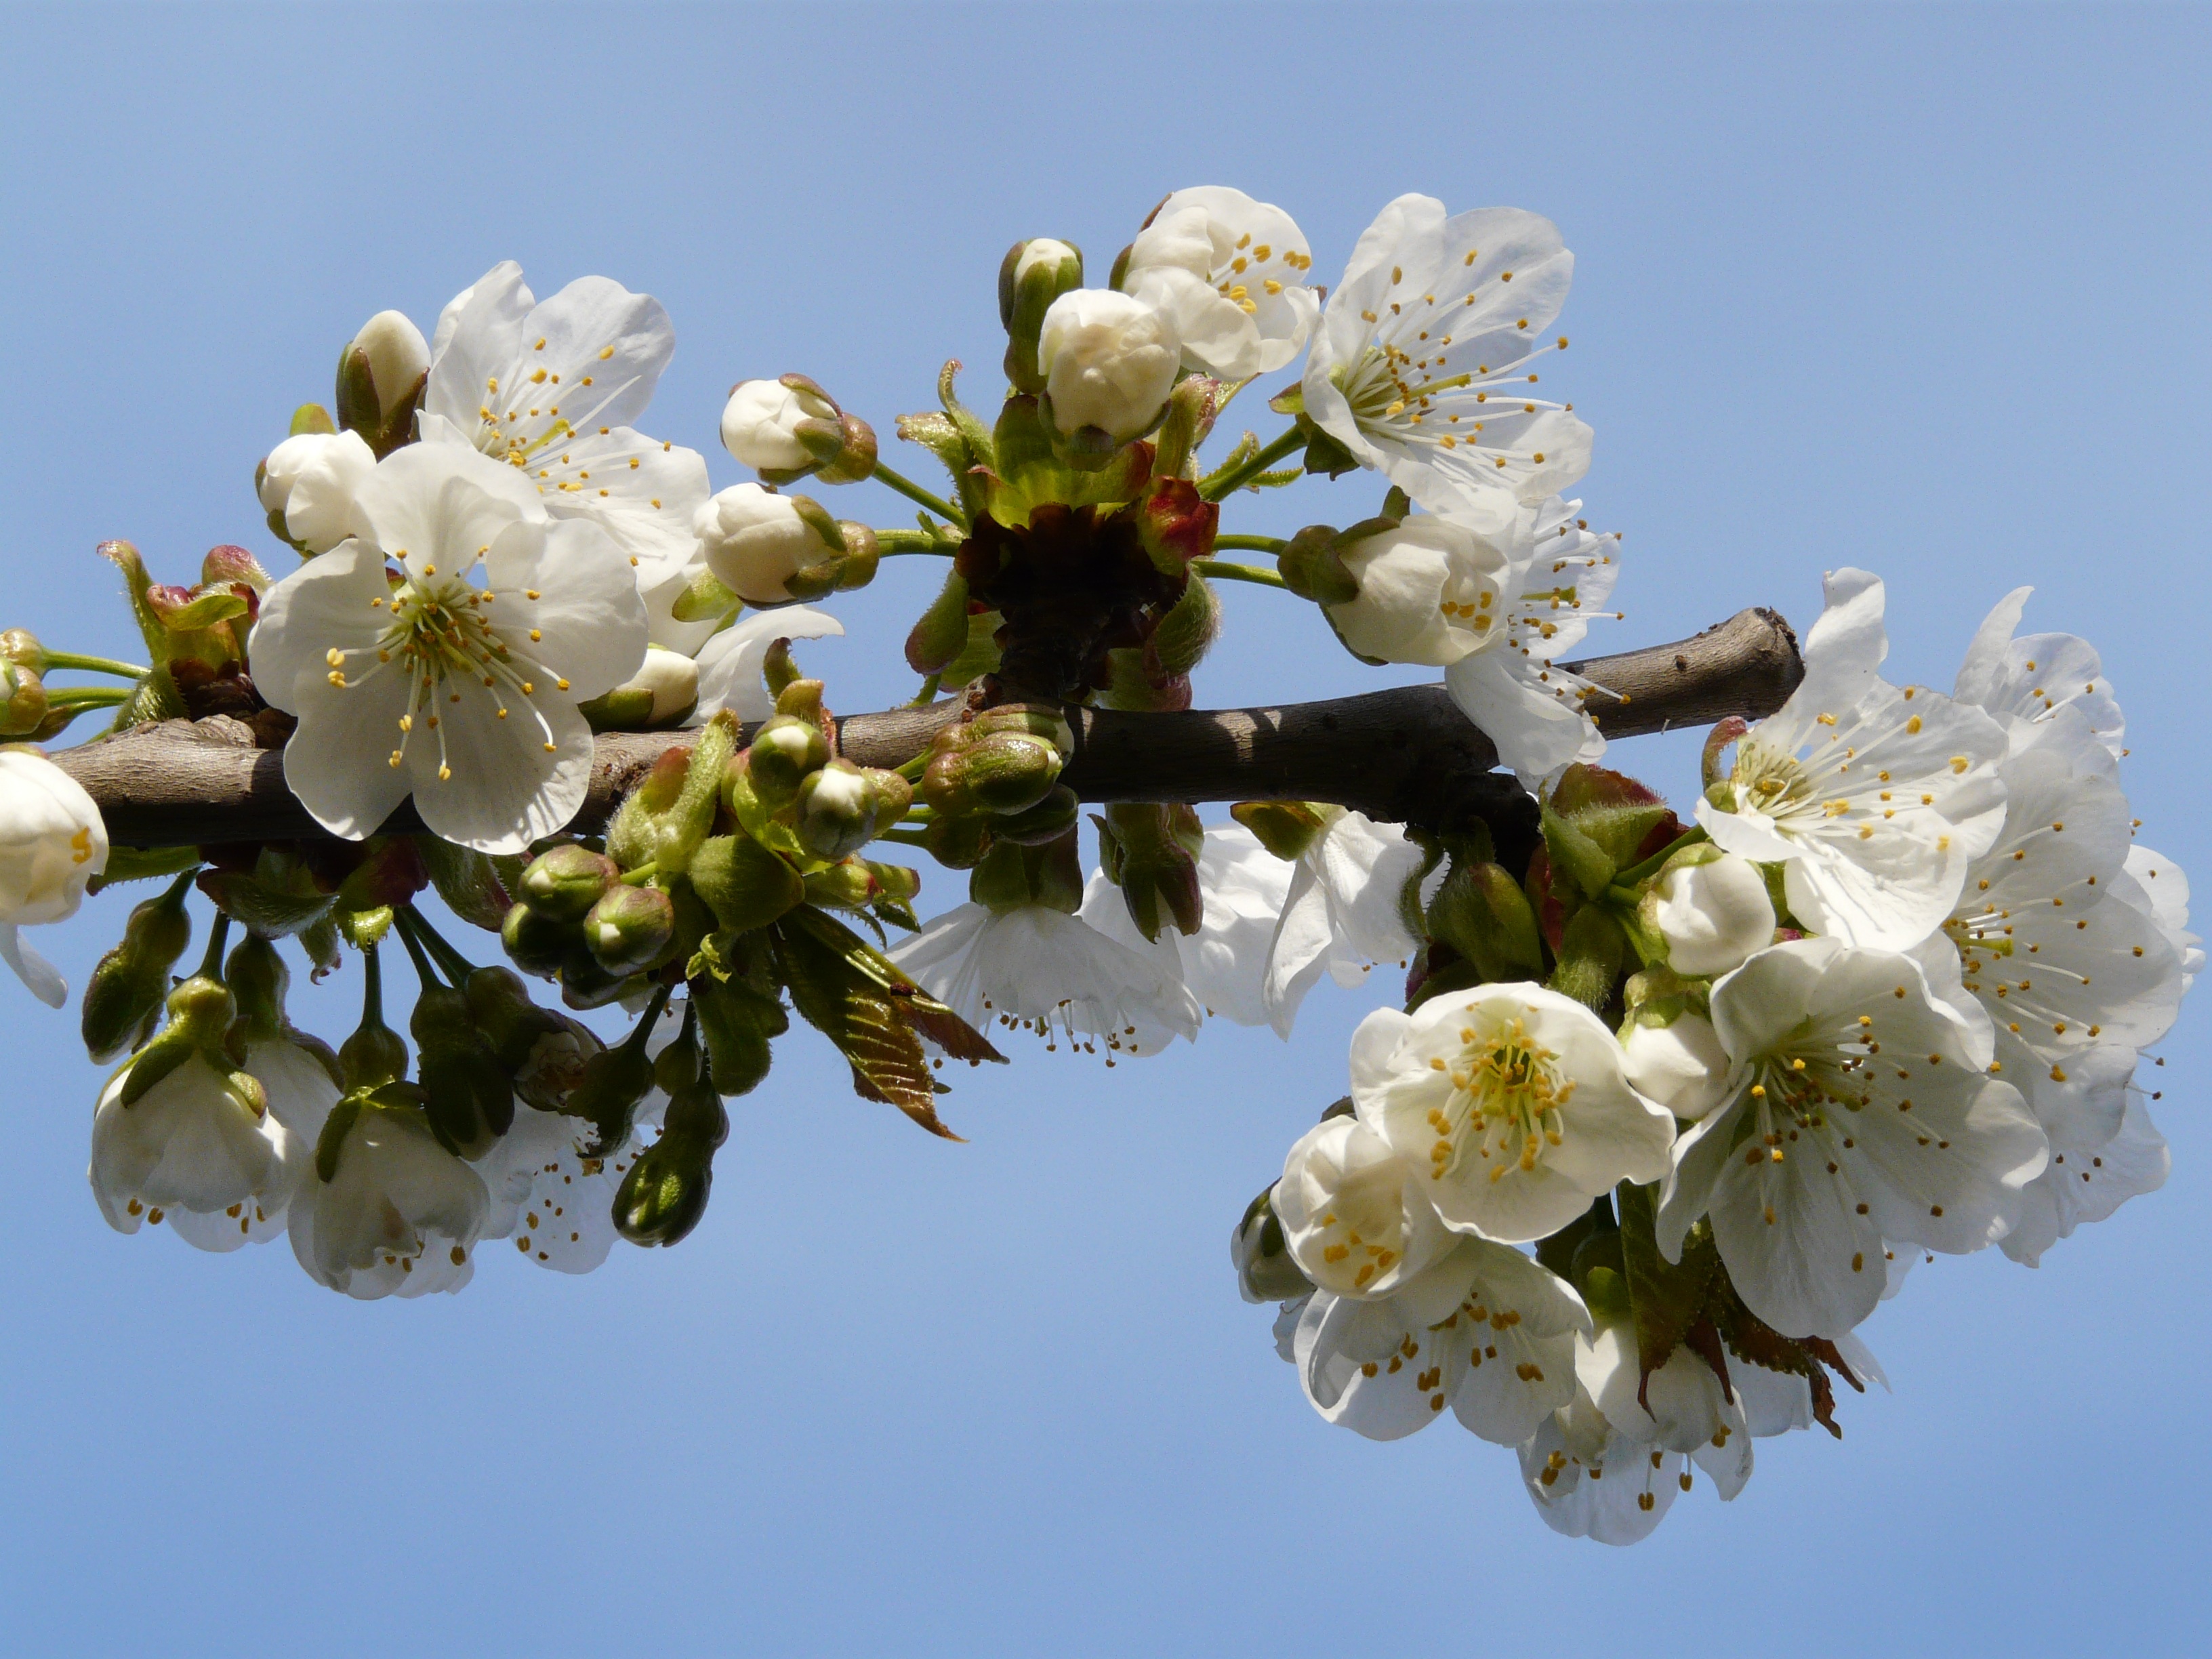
[626,980,674,1056]
[1200,428,1306,501]
[44,685,134,709]
[875,531,956,556]
[872,462,968,531]
[1212,534,1288,554]
[621,862,659,887]
[359,938,386,1031]
[1193,559,1289,590]
[398,904,476,984]
[37,651,150,680]
[906,672,943,708]
[193,911,232,982]
[1605,826,1709,900]
[872,826,933,848]
[392,909,443,994]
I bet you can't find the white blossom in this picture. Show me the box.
[689,607,844,724]
[720,377,836,473]
[258,430,375,554]
[1353,982,1675,1243]
[1261,808,1427,1036]
[1699,569,2009,951]
[1662,937,2048,1338]
[1953,586,2125,766]
[289,1102,488,1299]
[2004,1094,2169,1267]
[693,483,840,606]
[1275,1113,1452,1299]
[421,261,709,596]
[1650,852,1775,977]
[1115,186,1318,380]
[478,1105,643,1275]
[887,901,1202,1060]
[1076,831,1290,1031]
[1620,1012,1732,1122]
[1302,194,1592,523]
[1284,1235,1589,1446]
[163,1036,340,1252]
[88,1055,302,1242]
[1036,288,1181,443]
[0,748,108,1006]
[249,441,649,853]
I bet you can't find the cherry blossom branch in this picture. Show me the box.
[48,607,1799,851]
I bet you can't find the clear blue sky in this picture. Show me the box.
[3,3,2207,1654]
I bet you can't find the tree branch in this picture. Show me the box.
[49,607,1799,851]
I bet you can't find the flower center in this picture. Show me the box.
[322,560,568,781]
[1729,740,1817,821]
[1425,1017,1576,1185]
[1311,1163,1414,1291]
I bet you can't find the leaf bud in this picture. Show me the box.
[998,238,1085,394]
[518,843,619,921]
[582,883,676,977]
[687,832,804,935]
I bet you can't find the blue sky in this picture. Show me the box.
[1,3,2207,1654]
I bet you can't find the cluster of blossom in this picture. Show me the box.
[0,187,2190,1535]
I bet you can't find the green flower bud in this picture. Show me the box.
[224,932,291,1045]
[412,985,514,1160]
[563,1038,656,1154]
[793,760,884,862]
[582,884,676,977]
[743,714,833,814]
[501,901,579,977]
[0,659,47,738]
[519,843,619,921]
[922,731,1063,818]
[81,874,194,1065]
[924,812,992,870]
[998,237,1084,394]
[687,833,805,935]
[340,1015,409,1094]
[985,783,1076,848]
[463,965,568,1071]
[612,1122,720,1248]
[692,974,785,1098]
[0,629,46,672]
[1233,1184,1317,1305]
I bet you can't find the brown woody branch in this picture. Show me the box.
[49,607,1800,851]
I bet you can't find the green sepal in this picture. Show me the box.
[668,568,741,624]
[1540,803,1618,901]
[312,1091,367,1185]
[1266,384,1306,417]
[338,905,393,948]
[290,403,336,436]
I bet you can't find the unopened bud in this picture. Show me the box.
[924,812,993,870]
[1099,802,1204,941]
[563,1031,655,1153]
[1036,287,1181,448]
[742,713,832,814]
[411,985,514,1160]
[344,311,430,424]
[519,844,619,921]
[0,629,46,672]
[1646,850,1775,978]
[720,375,878,486]
[501,901,579,977]
[82,880,194,1063]
[582,883,675,977]
[258,430,375,554]
[613,1082,728,1247]
[688,832,805,935]
[577,645,699,732]
[693,483,846,605]
[989,782,1079,846]
[793,760,882,861]
[999,238,1085,394]
[1232,1184,1316,1305]
[340,1016,409,1094]
[1621,1010,1731,1122]
[922,731,1064,818]
[463,964,569,1071]
[0,659,48,738]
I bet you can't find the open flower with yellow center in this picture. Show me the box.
[249,442,649,853]
[1661,937,2048,1339]
[1115,185,1319,381]
[1301,194,1593,524]
[1351,982,1675,1243]
[419,260,710,604]
[1698,567,2009,951]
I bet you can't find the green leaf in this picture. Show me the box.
[1540,803,1619,901]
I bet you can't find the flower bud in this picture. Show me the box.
[0,660,47,738]
[81,876,195,1063]
[1325,514,1518,668]
[1098,801,1204,941]
[582,883,676,977]
[562,1031,656,1154]
[334,311,429,464]
[411,985,515,1160]
[1231,1183,1316,1305]
[1647,851,1776,977]
[924,811,993,870]
[692,975,784,1097]
[501,901,578,977]
[793,760,882,862]
[688,832,805,935]
[739,713,833,814]
[921,731,1064,818]
[1620,1010,1731,1122]
[989,782,1079,846]
[577,645,699,732]
[1036,288,1181,448]
[693,483,844,606]
[464,964,569,1069]
[999,238,1085,394]
[257,429,375,554]
[720,375,878,486]
[518,844,619,922]
[0,629,45,672]
[339,1014,409,1094]
[613,1081,728,1247]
